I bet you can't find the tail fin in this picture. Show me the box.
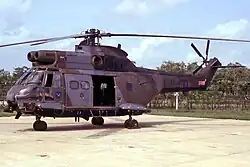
[194,57,221,85]
[193,57,245,88]
[190,40,245,87]
[190,40,221,85]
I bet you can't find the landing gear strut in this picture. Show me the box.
[124,111,139,129]
[33,116,47,131]
[91,117,104,126]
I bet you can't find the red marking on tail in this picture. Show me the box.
[198,79,206,86]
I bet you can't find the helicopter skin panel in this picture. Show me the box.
[42,109,149,118]
[64,73,93,107]
[114,73,158,106]
[113,57,222,106]
[26,104,150,118]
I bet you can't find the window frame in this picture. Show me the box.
[69,80,79,90]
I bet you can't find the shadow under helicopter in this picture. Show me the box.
[17,118,212,133]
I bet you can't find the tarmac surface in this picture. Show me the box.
[0,114,250,167]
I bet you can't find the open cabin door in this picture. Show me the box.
[64,74,93,108]
[92,75,116,107]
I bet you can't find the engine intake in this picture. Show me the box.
[91,55,104,69]
[27,50,61,65]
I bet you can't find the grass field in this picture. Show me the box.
[150,108,250,120]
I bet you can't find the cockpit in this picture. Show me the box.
[6,68,61,103]
[15,69,44,86]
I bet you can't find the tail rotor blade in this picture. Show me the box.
[193,62,204,74]
[205,40,210,59]
[191,43,205,61]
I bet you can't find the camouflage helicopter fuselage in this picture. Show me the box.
[6,43,221,117]
[4,42,221,130]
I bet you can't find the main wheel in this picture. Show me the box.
[33,120,47,131]
[124,119,139,129]
[124,119,130,128]
[91,117,104,126]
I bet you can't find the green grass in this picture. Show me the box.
[150,108,250,121]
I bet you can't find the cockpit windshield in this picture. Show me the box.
[15,69,32,85]
[15,69,44,85]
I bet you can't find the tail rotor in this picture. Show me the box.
[191,40,210,74]
[191,40,245,72]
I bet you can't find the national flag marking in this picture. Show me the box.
[198,79,206,86]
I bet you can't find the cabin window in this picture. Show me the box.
[70,80,79,89]
[52,73,61,87]
[45,73,53,87]
[80,81,90,90]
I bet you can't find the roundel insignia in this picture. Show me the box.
[55,91,61,98]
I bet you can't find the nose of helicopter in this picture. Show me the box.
[4,84,27,112]
[6,84,25,101]
[4,84,40,114]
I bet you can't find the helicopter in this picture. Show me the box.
[1,28,250,131]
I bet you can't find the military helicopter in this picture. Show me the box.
[1,28,249,131]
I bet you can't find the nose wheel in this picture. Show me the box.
[33,120,47,131]
[124,112,139,129]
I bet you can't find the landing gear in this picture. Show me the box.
[124,112,139,129]
[75,117,80,122]
[33,116,47,131]
[91,117,104,126]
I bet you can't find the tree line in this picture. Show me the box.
[0,61,249,111]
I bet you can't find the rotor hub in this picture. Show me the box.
[85,28,101,35]
[79,28,103,46]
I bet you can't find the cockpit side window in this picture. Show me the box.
[19,70,44,85]
[44,73,53,87]
[15,70,32,85]
[52,73,61,87]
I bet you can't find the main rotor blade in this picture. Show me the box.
[30,41,49,46]
[213,65,246,68]
[30,38,69,46]
[2,30,250,48]
[0,34,88,48]
[191,43,205,61]
[106,33,250,43]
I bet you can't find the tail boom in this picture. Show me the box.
[158,57,221,94]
